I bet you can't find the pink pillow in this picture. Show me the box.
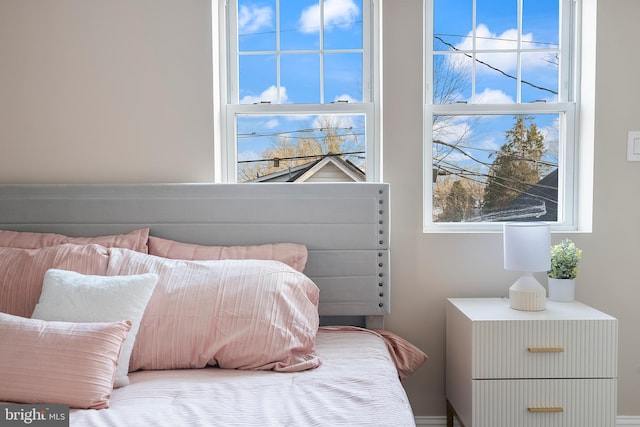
[107,248,320,373]
[0,228,150,253]
[147,236,308,272]
[0,244,110,317]
[0,312,131,409]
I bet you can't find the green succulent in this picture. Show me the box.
[548,239,583,279]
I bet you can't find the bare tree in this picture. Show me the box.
[238,116,363,182]
[431,53,480,220]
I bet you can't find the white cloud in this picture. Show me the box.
[454,24,549,73]
[456,25,524,51]
[332,93,360,103]
[434,121,473,146]
[472,88,514,104]
[238,4,272,35]
[312,114,355,130]
[298,0,360,34]
[264,119,280,129]
[240,85,288,104]
[540,117,560,161]
[238,149,261,162]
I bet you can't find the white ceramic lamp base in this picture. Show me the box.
[509,273,546,311]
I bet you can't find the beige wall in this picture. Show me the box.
[0,0,214,183]
[1,0,639,418]
[384,0,640,416]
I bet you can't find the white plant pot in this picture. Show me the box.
[548,278,576,302]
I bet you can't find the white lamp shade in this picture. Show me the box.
[503,222,550,272]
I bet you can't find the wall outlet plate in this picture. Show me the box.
[627,131,640,161]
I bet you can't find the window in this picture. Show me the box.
[424,0,581,231]
[219,0,381,183]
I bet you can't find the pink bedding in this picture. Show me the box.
[69,329,418,426]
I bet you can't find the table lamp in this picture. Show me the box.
[503,222,550,311]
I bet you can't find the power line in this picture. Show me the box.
[434,139,557,169]
[435,32,559,48]
[238,151,365,164]
[434,139,494,169]
[434,158,558,206]
[238,127,365,139]
[434,35,558,95]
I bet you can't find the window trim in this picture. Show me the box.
[423,0,585,233]
[217,0,382,183]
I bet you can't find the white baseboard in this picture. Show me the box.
[618,417,640,427]
[413,416,448,426]
[414,415,640,427]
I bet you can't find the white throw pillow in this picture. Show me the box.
[31,269,158,387]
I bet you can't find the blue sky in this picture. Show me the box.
[236,0,363,105]
[432,0,561,182]
[434,0,559,104]
[235,0,364,173]
[234,0,561,180]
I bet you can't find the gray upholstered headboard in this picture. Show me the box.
[0,183,390,328]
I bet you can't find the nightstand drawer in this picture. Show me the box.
[447,299,618,427]
[472,378,616,427]
[473,319,617,378]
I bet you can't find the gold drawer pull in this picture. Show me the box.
[527,347,564,353]
[528,407,564,413]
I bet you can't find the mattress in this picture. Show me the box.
[70,328,417,426]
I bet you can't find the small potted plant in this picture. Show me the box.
[547,239,583,302]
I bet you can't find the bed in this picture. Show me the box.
[0,182,426,426]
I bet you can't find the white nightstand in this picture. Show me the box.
[445,298,618,427]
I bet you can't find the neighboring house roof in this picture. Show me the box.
[249,155,366,183]
[484,169,558,222]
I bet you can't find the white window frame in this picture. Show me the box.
[423,0,585,233]
[216,0,382,183]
